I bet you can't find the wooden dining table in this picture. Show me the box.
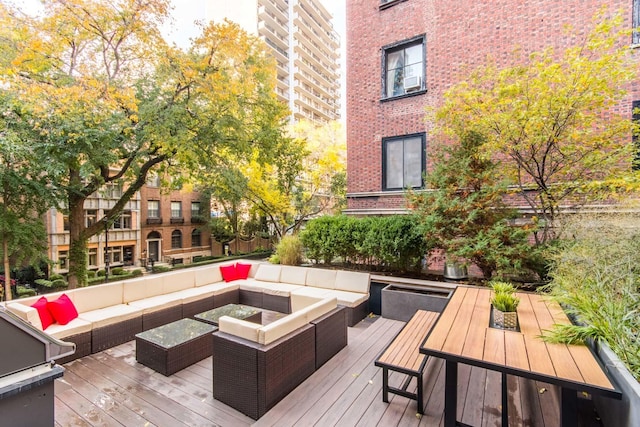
[419,286,621,427]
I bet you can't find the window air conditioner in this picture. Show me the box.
[403,75,421,91]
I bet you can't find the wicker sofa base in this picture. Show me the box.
[182,297,215,319]
[213,289,240,308]
[92,316,143,353]
[142,305,183,331]
[55,331,92,365]
[213,324,317,420]
[239,289,263,308]
[344,300,369,327]
[262,294,291,314]
[311,307,348,369]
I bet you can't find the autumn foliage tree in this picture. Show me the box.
[434,12,639,244]
[1,0,286,287]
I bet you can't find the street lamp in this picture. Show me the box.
[103,218,110,283]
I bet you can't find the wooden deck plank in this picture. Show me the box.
[505,331,530,371]
[461,289,492,360]
[483,327,506,365]
[518,294,557,376]
[442,288,479,355]
[530,294,585,383]
[69,359,190,427]
[423,286,468,351]
[52,315,602,427]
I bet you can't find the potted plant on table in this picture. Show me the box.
[490,281,519,330]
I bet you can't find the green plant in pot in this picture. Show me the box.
[490,281,520,330]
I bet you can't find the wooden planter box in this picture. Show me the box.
[592,341,640,427]
[381,284,451,322]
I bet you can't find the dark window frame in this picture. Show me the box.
[382,133,426,191]
[191,229,202,247]
[171,230,182,249]
[381,35,427,101]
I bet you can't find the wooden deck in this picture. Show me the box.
[54,316,604,427]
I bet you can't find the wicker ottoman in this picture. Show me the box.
[135,318,216,376]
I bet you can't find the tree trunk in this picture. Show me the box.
[3,237,11,301]
[67,195,88,288]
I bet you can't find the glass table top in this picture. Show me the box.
[195,304,262,325]
[135,318,216,349]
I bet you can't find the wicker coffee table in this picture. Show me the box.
[135,318,216,376]
[194,303,262,326]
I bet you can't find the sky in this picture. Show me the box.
[15,0,347,122]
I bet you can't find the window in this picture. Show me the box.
[171,230,182,249]
[106,246,123,264]
[382,133,425,190]
[88,248,97,267]
[63,215,70,231]
[171,201,182,218]
[148,201,160,218]
[105,183,122,198]
[58,251,69,270]
[633,100,640,170]
[191,201,201,217]
[147,174,160,187]
[192,229,202,247]
[85,210,97,227]
[382,35,426,99]
[634,0,640,44]
[104,210,132,229]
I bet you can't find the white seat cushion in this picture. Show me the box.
[127,293,182,314]
[78,304,142,329]
[260,282,304,297]
[46,317,92,339]
[326,289,369,308]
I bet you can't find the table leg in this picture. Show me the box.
[445,360,458,427]
[561,388,578,427]
[502,372,508,426]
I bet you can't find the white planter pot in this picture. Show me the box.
[592,341,640,427]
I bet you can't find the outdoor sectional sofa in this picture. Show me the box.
[213,295,347,419]
[2,260,370,363]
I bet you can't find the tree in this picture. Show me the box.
[0,92,52,300]
[409,130,534,279]
[1,1,285,287]
[434,12,638,244]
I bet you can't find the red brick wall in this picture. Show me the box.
[346,0,639,212]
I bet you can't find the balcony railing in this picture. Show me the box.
[170,217,185,224]
[146,218,162,225]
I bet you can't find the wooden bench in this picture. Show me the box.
[375,309,439,414]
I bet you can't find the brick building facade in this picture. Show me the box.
[345,0,640,215]
[139,176,211,266]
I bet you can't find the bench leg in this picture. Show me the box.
[417,371,424,414]
[382,367,389,403]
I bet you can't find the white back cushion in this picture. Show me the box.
[195,266,223,286]
[334,271,370,294]
[280,266,308,285]
[305,268,337,289]
[254,264,282,283]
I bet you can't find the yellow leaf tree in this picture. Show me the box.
[1,1,286,286]
[434,11,639,244]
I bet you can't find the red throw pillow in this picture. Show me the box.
[235,263,252,280]
[220,264,239,282]
[47,294,79,326]
[31,297,54,330]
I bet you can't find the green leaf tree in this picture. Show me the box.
[1,1,285,287]
[0,91,52,300]
[434,11,638,244]
[409,130,534,279]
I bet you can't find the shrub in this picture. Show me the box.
[543,213,640,381]
[490,281,519,312]
[49,273,65,281]
[51,278,68,289]
[86,270,96,278]
[130,269,144,278]
[97,269,106,277]
[152,265,171,274]
[274,235,303,265]
[111,267,126,276]
[17,286,37,298]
